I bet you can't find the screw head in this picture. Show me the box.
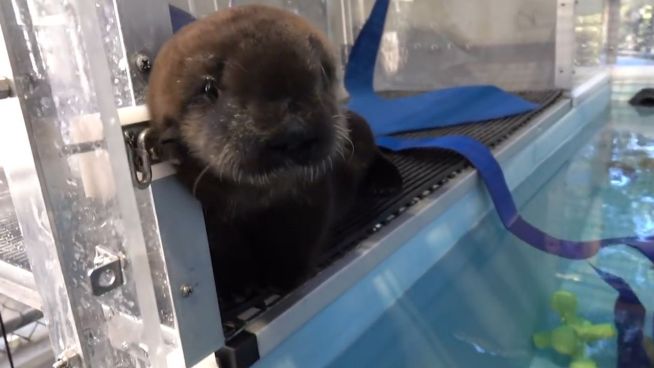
[0,78,12,99]
[180,284,193,297]
[136,54,152,73]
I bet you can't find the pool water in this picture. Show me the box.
[327,96,654,368]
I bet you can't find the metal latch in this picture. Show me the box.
[124,127,154,189]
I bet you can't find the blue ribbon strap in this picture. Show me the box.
[169,5,196,33]
[375,135,654,262]
[592,266,652,367]
[344,0,538,135]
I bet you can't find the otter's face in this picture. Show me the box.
[167,32,348,185]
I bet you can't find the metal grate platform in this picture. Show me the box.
[323,90,562,263]
[0,170,29,271]
[219,90,564,339]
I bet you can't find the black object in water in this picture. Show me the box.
[629,88,654,116]
[630,88,654,107]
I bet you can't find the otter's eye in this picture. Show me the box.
[203,76,219,101]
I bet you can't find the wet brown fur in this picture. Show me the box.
[148,5,401,300]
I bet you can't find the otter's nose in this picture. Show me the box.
[266,119,321,162]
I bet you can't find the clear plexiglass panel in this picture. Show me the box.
[616,0,654,66]
[168,0,562,92]
[574,0,610,86]
[332,0,558,92]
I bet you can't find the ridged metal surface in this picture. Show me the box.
[0,170,29,271]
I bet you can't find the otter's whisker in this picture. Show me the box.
[336,146,346,160]
[228,60,248,73]
[339,130,355,158]
[193,164,213,197]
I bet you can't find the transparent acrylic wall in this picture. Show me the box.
[333,0,559,92]
[574,0,610,86]
[169,0,563,92]
[0,0,183,366]
[614,0,654,66]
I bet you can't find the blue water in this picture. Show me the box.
[328,98,654,367]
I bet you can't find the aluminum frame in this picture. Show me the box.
[605,0,620,64]
[555,0,576,90]
[0,12,83,363]
[0,0,220,366]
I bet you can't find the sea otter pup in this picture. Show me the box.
[148,5,401,300]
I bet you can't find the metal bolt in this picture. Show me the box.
[52,349,81,368]
[0,78,12,99]
[180,284,193,297]
[136,54,152,73]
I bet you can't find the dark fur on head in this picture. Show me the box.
[148,5,348,187]
[148,5,402,300]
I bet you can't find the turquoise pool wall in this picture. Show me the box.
[254,86,612,368]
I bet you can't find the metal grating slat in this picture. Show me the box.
[0,170,29,271]
[324,90,563,262]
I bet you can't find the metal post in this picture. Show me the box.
[0,21,82,364]
[605,0,621,64]
[555,0,576,90]
[0,0,186,366]
[110,0,225,363]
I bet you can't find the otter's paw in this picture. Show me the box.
[363,152,403,196]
